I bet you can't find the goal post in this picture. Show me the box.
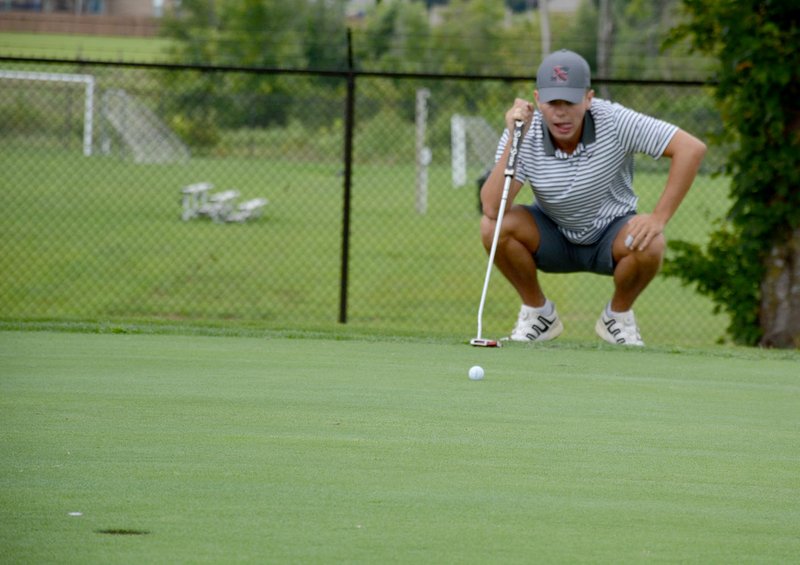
[0,69,95,157]
[415,88,431,215]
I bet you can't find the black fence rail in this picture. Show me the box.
[0,57,728,344]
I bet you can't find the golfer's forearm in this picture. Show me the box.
[653,131,707,224]
[480,165,507,219]
[652,170,696,224]
[480,143,520,219]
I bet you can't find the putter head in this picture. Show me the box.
[469,338,501,348]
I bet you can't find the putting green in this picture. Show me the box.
[1,331,798,563]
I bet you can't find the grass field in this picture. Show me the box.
[0,143,730,345]
[1,57,731,345]
[2,329,798,563]
[0,32,174,62]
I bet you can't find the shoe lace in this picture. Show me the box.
[615,314,641,343]
[511,311,532,336]
[603,312,642,344]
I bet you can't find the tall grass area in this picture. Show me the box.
[0,141,728,345]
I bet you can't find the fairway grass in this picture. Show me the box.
[1,330,798,563]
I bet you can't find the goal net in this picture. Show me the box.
[450,114,500,188]
[100,89,190,164]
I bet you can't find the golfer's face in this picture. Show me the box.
[536,91,593,150]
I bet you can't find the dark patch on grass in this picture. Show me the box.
[95,528,150,536]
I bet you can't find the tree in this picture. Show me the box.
[664,1,800,347]
[162,0,310,68]
[433,0,507,75]
[160,0,348,140]
[357,0,432,73]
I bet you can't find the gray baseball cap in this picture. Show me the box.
[536,49,591,103]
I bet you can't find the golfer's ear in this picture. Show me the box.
[533,90,540,105]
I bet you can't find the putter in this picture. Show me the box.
[470,119,525,347]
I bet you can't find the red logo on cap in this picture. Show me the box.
[551,65,569,83]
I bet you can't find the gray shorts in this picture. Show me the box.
[525,204,634,275]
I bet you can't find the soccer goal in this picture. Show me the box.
[0,69,95,156]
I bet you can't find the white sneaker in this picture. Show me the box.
[595,307,644,346]
[507,301,564,342]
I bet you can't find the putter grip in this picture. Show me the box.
[504,120,525,177]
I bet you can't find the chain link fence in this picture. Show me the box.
[0,58,728,344]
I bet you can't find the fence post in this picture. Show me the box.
[339,28,355,324]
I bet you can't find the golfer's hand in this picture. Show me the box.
[505,99,534,134]
[625,214,665,251]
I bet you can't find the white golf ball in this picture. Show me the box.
[468,365,485,380]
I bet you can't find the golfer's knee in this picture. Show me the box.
[648,233,666,259]
[481,210,540,253]
[636,234,666,267]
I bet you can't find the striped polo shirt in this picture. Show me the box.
[494,98,678,244]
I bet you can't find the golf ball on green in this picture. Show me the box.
[468,365,485,380]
